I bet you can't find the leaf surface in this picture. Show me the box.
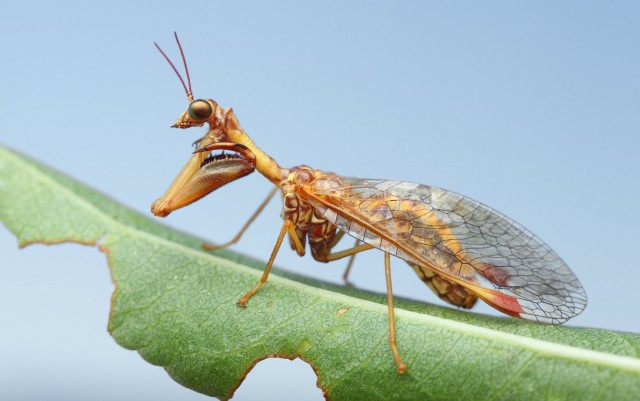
[1,146,639,401]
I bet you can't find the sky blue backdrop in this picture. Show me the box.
[1,2,638,400]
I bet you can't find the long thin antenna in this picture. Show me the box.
[154,37,194,102]
[173,31,193,100]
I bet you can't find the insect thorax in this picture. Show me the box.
[280,166,339,261]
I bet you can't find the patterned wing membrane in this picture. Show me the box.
[302,175,587,324]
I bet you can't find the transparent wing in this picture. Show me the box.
[302,175,587,324]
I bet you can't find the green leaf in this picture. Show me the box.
[1,145,639,401]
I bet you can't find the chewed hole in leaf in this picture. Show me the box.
[232,357,323,401]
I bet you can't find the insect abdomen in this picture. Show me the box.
[408,262,478,308]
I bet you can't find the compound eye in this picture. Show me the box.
[188,99,213,121]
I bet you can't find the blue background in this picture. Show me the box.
[1,1,638,400]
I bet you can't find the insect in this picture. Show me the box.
[151,33,587,374]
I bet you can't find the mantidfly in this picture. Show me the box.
[151,33,587,374]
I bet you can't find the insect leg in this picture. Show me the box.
[203,186,279,250]
[323,231,358,285]
[236,219,303,307]
[314,235,373,285]
[385,252,407,374]
[322,238,371,287]
[323,242,374,262]
[341,239,360,287]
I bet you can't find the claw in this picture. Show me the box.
[151,142,256,217]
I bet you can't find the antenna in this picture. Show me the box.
[154,32,194,102]
[173,32,192,99]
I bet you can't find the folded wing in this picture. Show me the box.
[301,175,587,324]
